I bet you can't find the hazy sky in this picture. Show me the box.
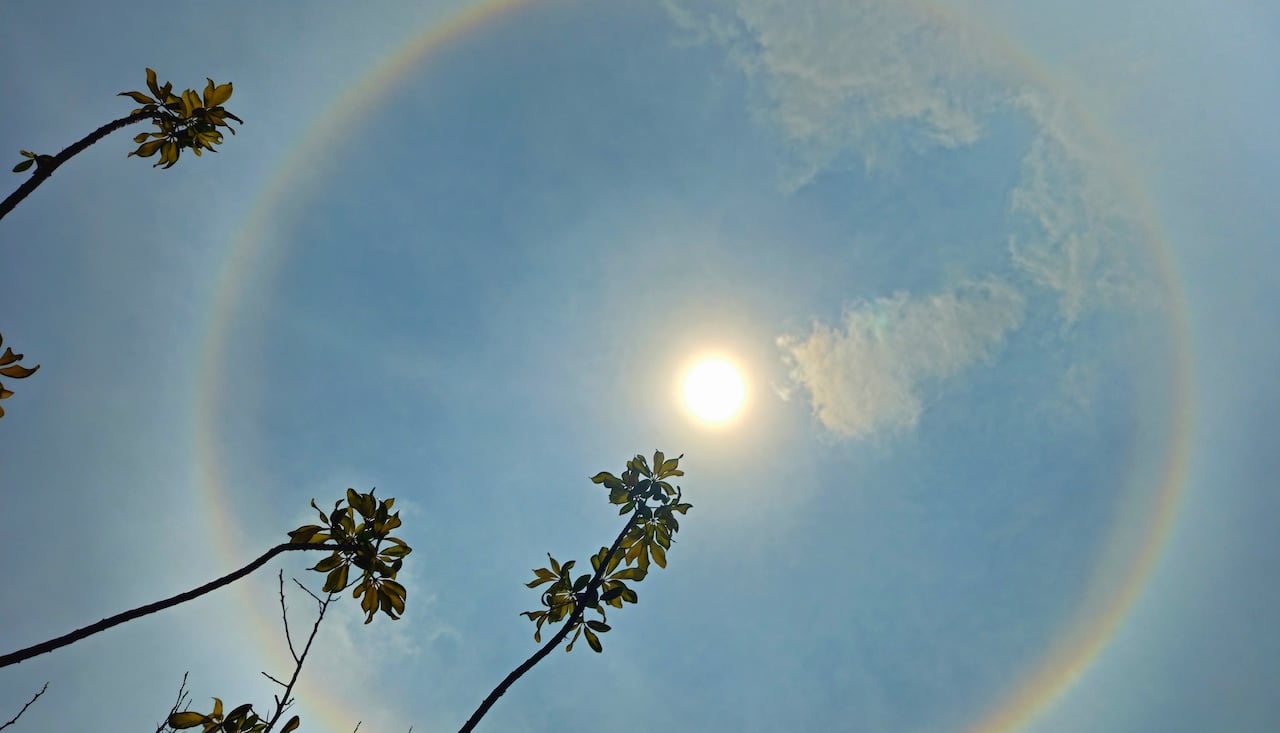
[2,1,1277,731]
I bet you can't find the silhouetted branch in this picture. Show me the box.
[0,542,354,669]
[153,672,191,733]
[457,511,642,733]
[262,578,334,732]
[277,572,300,663]
[0,110,156,222]
[0,682,48,731]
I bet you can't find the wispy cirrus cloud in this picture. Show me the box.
[664,0,1004,186]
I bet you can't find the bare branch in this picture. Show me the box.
[261,582,336,732]
[261,671,288,689]
[292,578,323,605]
[0,682,48,731]
[277,571,299,663]
[153,672,191,733]
[0,542,355,669]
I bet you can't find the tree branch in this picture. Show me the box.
[153,672,191,733]
[0,110,156,222]
[277,571,300,663]
[262,582,334,732]
[456,511,642,733]
[0,542,354,669]
[0,682,48,731]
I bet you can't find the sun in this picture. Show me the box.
[681,358,746,424]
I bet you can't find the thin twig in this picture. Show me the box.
[0,682,48,731]
[153,672,191,733]
[292,578,323,605]
[262,583,335,732]
[456,511,642,733]
[277,571,299,663]
[0,542,355,669]
[261,671,288,688]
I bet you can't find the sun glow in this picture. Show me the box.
[681,358,746,424]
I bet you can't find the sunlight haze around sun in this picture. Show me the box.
[681,357,746,425]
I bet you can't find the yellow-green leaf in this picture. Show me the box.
[0,388,14,399]
[207,81,233,107]
[119,90,155,105]
[146,68,162,98]
[0,364,38,378]
[312,554,343,572]
[0,348,17,366]
[182,89,202,116]
[211,698,224,719]
[584,625,602,652]
[168,712,208,729]
[281,716,301,733]
[650,542,667,568]
[12,159,33,173]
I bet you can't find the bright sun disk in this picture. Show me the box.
[682,358,746,423]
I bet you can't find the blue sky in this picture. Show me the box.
[1,1,1276,732]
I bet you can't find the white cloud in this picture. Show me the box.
[1007,90,1156,323]
[664,0,1004,187]
[778,279,1024,438]
[665,0,1163,437]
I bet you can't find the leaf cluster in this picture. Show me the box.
[167,697,298,733]
[287,489,412,624]
[521,451,691,653]
[0,332,40,419]
[117,68,243,168]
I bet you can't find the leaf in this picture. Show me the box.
[281,716,301,733]
[650,541,667,568]
[226,704,254,722]
[312,554,343,573]
[323,563,349,593]
[600,587,624,603]
[610,566,647,581]
[586,620,611,633]
[207,80,233,107]
[182,89,202,116]
[0,388,13,399]
[0,349,16,365]
[12,159,33,173]
[212,698,224,719]
[653,451,665,472]
[381,579,407,600]
[573,573,590,592]
[287,525,321,543]
[119,90,156,105]
[168,712,208,729]
[158,140,179,168]
[584,625,602,653]
[146,68,162,98]
[0,364,38,378]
